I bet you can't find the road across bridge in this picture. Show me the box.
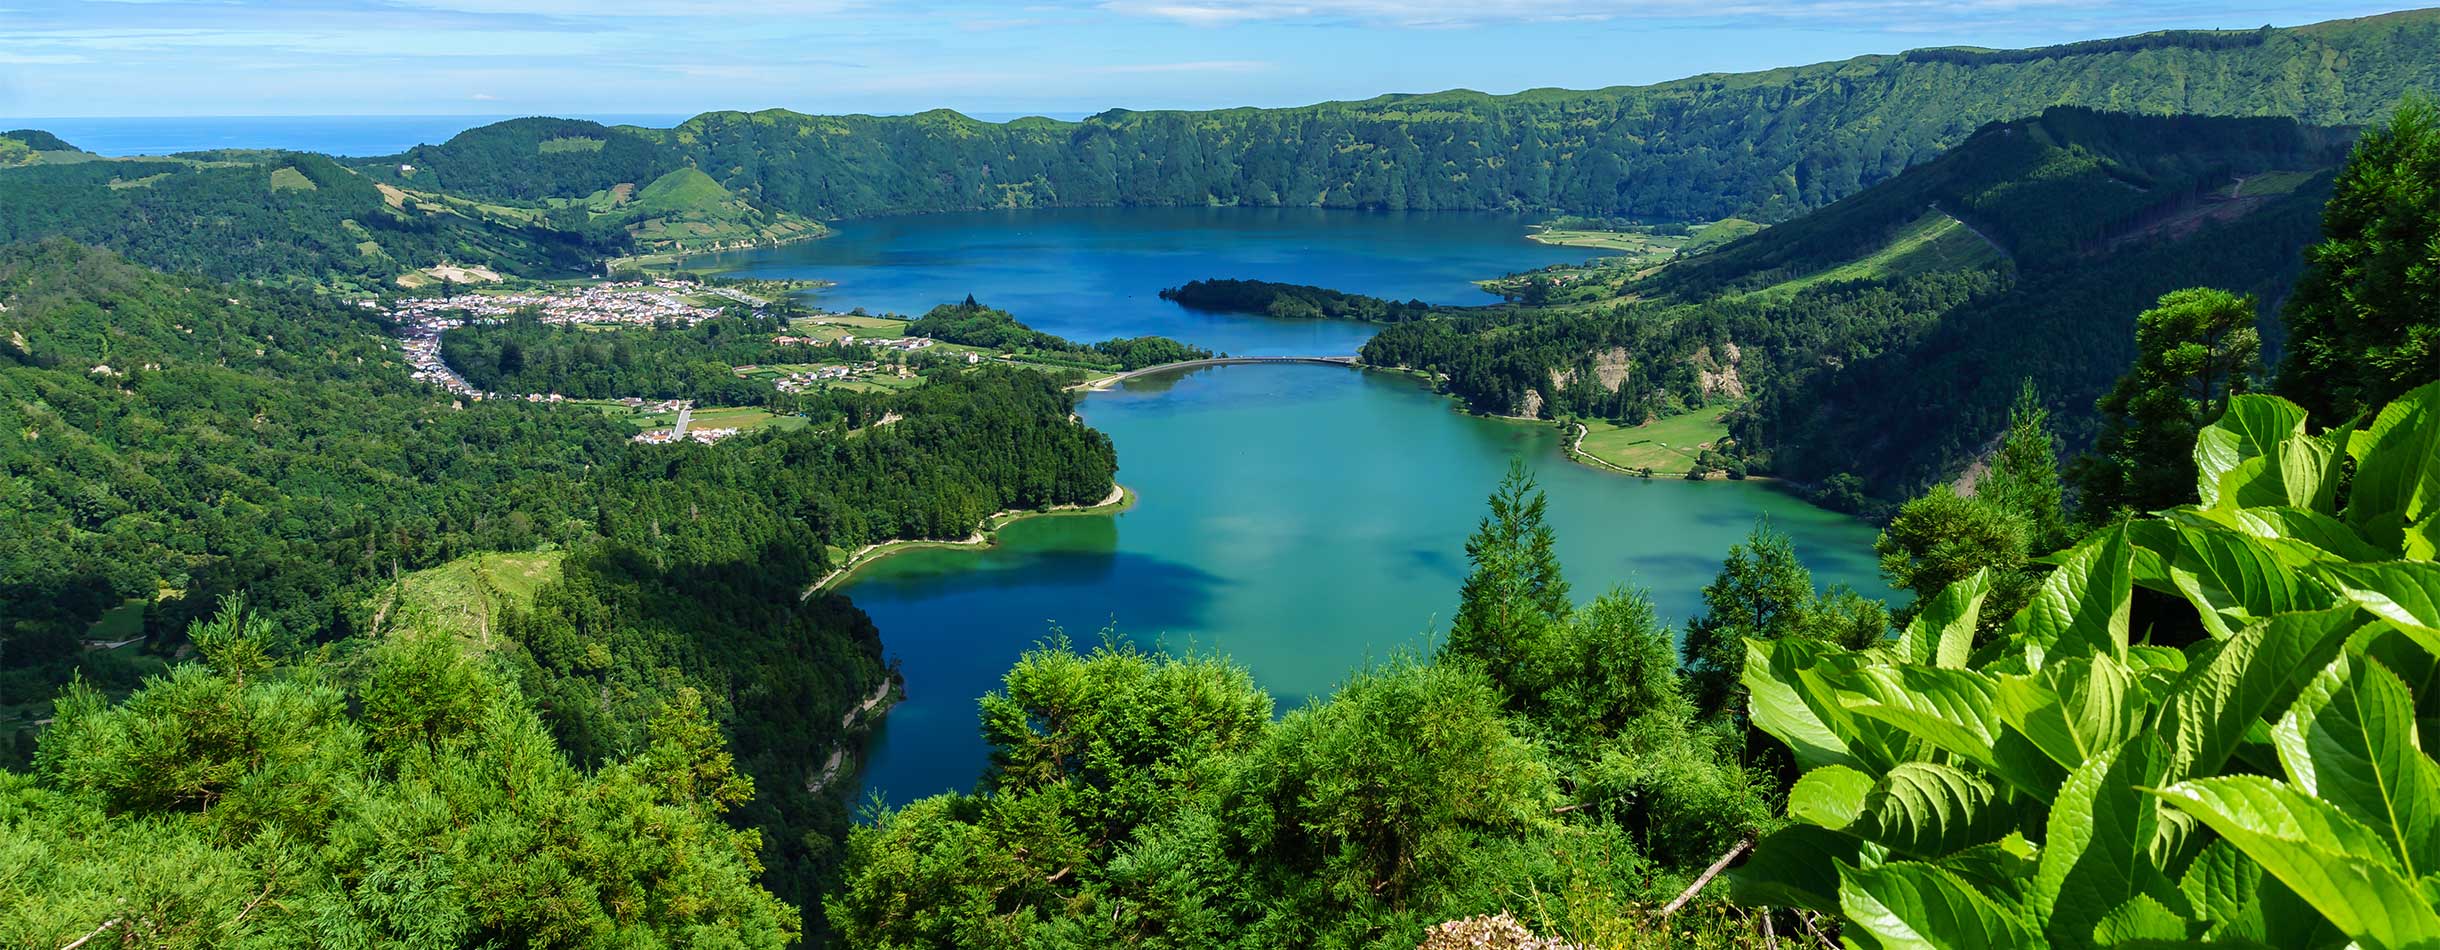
[1074,355,1359,391]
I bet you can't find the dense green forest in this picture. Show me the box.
[0,155,604,292]
[1359,107,2352,504]
[4,603,802,947]
[0,241,1120,933]
[905,299,1213,370]
[381,12,2439,227]
[1161,278,1436,323]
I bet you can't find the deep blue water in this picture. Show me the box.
[690,206,1589,356]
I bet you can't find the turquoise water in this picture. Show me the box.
[691,206,1587,356]
[843,363,1887,805]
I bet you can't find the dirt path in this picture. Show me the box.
[807,679,898,795]
[1562,421,1641,476]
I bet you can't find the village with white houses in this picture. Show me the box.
[374,275,969,446]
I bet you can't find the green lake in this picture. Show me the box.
[844,363,1884,805]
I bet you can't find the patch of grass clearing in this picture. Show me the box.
[1575,403,1737,472]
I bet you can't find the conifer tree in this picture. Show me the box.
[2070,287,2261,521]
[1445,460,1570,677]
[1681,522,1817,724]
[2278,96,2440,421]
[1977,378,2069,553]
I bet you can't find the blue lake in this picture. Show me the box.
[690,206,1589,356]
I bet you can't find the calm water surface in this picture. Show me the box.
[844,364,1885,805]
[691,207,1588,356]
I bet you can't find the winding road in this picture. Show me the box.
[1074,355,1360,391]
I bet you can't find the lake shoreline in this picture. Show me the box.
[807,483,1136,595]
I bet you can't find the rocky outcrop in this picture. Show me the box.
[1691,342,1746,400]
[1592,346,1631,393]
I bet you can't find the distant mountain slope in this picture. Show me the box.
[383,10,2440,223]
[550,167,827,259]
[1,130,79,153]
[0,153,601,292]
[1359,108,2348,499]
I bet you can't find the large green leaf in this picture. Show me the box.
[1789,764,1876,830]
[1932,832,2038,902]
[1745,639,1864,772]
[2011,525,2134,661]
[1839,860,2041,950]
[1730,824,1865,915]
[2032,739,2167,950]
[2345,380,2440,552]
[2317,562,2440,652]
[1898,568,1990,669]
[2272,655,2440,879]
[2308,420,2356,517]
[2092,893,2191,945]
[2196,395,2311,510]
[2153,607,2361,783]
[2178,839,2263,940]
[2153,774,2440,949]
[1847,665,2063,801]
[1855,762,2014,859]
[1997,653,2142,771]
[2152,524,2337,639]
[2165,506,2388,564]
[2409,510,2440,562]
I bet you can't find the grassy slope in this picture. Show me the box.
[1740,211,2002,299]
[379,551,567,642]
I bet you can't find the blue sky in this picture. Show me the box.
[0,1,2420,118]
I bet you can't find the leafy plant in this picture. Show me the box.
[1732,380,2440,949]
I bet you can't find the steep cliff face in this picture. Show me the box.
[1692,342,1747,401]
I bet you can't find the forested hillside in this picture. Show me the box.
[0,150,815,291]
[386,12,2440,224]
[1360,108,2352,500]
[0,241,1120,931]
[0,154,602,292]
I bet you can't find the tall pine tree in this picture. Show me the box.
[1444,459,1569,678]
